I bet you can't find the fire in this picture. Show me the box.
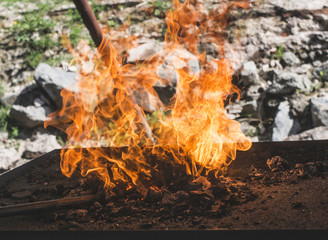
[45,0,252,190]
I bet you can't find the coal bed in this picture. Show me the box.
[0,140,328,230]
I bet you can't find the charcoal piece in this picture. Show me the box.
[190,190,214,199]
[174,191,189,203]
[192,176,211,190]
[266,156,290,172]
[66,209,89,222]
[295,161,327,178]
[209,183,229,199]
[91,201,102,210]
[111,206,128,216]
[144,188,162,203]
[161,189,175,205]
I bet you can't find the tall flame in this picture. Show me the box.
[45,0,252,190]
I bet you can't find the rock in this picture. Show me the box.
[10,105,47,128]
[268,0,328,11]
[310,97,328,127]
[34,63,78,108]
[156,47,200,87]
[133,87,163,113]
[245,85,264,101]
[289,93,310,117]
[225,102,242,120]
[153,85,175,106]
[226,103,242,115]
[241,100,258,117]
[22,133,61,159]
[272,101,300,141]
[12,84,53,107]
[294,64,313,76]
[281,52,300,67]
[137,18,164,36]
[153,47,200,106]
[198,41,218,58]
[1,84,29,106]
[127,40,163,63]
[7,84,54,128]
[0,132,8,142]
[286,126,328,141]
[269,59,283,70]
[239,61,260,86]
[0,145,20,171]
[314,13,328,30]
[287,17,321,34]
[268,72,312,95]
[312,61,328,82]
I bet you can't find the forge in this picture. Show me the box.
[0,140,328,230]
[1,0,327,231]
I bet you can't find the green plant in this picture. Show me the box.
[313,81,323,91]
[13,140,21,151]
[0,105,20,138]
[272,45,285,60]
[57,135,67,147]
[146,110,169,138]
[107,20,117,28]
[10,126,19,139]
[66,8,93,47]
[0,105,10,133]
[90,0,107,20]
[318,70,328,82]
[11,9,59,68]
[69,25,83,46]
[0,81,5,99]
[149,0,172,18]
[67,8,83,24]
[245,128,258,138]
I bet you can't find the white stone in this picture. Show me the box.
[0,145,20,171]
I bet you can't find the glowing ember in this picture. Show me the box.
[45,0,252,190]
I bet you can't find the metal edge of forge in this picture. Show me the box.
[0,140,328,188]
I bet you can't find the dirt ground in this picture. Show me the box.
[0,141,328,230]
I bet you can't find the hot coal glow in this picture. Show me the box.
[44,0,252,190]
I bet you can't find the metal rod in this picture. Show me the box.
[0,195,96,217]
[71,0,155,143]
[72,0,102,47]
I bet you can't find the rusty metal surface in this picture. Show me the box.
[0,150,59,188]
[228,139,328,177]
[1,140,327,188]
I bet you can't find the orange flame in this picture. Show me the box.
[45,0,252,189]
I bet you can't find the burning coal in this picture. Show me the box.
[45,0,252,190]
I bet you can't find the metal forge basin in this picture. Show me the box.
[0,140,328,230]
